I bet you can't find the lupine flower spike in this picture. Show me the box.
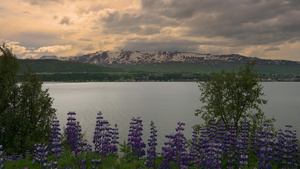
[146,121,158,168]
[93,111,112,157]
[237,119,249,166]
[110,124,119,153]
[128,117,146,161]
[49,117,62,160]
[66,112,89,156]
[160,122,189,169]
[257,123,275,169]
[66,112,78,154]
[202,119,222,168]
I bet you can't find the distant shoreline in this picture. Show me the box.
[16,71,299,83]
[41,80,300,83]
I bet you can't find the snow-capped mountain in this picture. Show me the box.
[68,50,298,66]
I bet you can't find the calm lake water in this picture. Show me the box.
[42,82,300,150]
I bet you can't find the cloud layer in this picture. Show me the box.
[1,0,300,61]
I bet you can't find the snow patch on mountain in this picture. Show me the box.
[67,50,298,66]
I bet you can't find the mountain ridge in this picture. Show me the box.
[32,51,300,75]
[65,50,299,66]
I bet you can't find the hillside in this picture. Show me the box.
[0,57,296,82]
[112,62,300,75]
[2,51,297,82]
[17,59,130,73]
[68,51,300,75]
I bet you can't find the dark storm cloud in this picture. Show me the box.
[100,11,142,34]
[100,10,177,35]
[142,0,203,19]
[60,16,71,25]
[100,0,300,48]
[140,26,161,35]
[265,47,280,51]
[122,37,209,52]
[141,0,300,45]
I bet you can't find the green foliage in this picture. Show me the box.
[117,141,148,168]
[119,140,135,163]
[2,148,287,168]
[3,150,150,169]
[0,44,56,155]
[0,44,20,155]
[17,66,56,154]
[20,72,210,82]
[195,61,275,134]
[114,62,300,75]
[17,59,131,73]
[12,59,300,75]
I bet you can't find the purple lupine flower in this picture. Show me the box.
[91,158,102,167]
[251,127,260,157]
[257,123,275,169]
[85,144,92,152]
[198,127,210,168]
[207,118,217,139]
[225,122,238,168]
[160,133,175,169]
[49,117,62,160]
[174,122,190,167]
[160,122,189,168]
[290,128,299,167]
[33,144,48,165]
[236,119,249,167]
[277,125,299,168]
[66,112,78,153]
[191,128,203,167]
[75,122,83,155]
[146,121,158,168]
[66,112,88,156]
[273,128,284,163]
[216,123,226,150]
[0,145,4,169]
[201,119,223,168]
[93,111,112,157]
[127,117,146,160]
[190,129,198,155]
[5,155,23,162]
[110,124,119,153]
[93,111,104,151]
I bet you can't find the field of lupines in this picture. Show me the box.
[0,111,299,169]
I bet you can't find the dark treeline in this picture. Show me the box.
[17,73,212,82]
[16,72,300,82]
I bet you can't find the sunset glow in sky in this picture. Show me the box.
[1,0,300,61]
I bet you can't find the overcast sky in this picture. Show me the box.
[1,0,300,61]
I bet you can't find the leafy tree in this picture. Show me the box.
[0,44,56,155]
[195,61,275,135]
[0,44,20,154]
